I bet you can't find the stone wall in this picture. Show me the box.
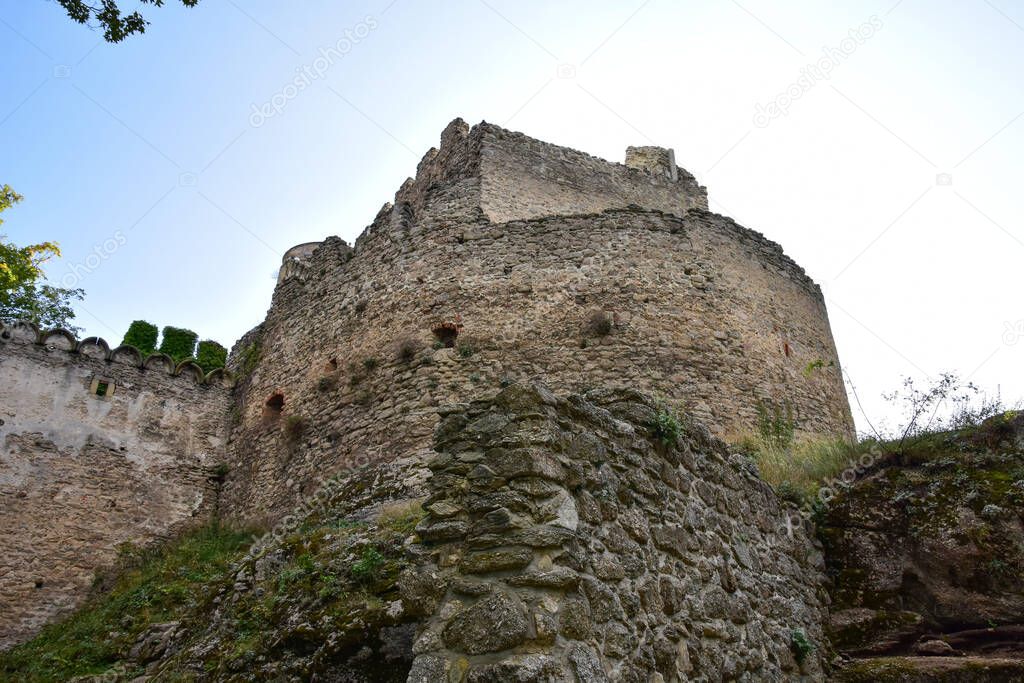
[477,122,708,223]
[0,322,231,648]
[223,199,851,524]
[408,383,829,681]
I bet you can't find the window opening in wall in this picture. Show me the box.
[263,393,285,422]
[432,322,459,349]
[90,377,115,399]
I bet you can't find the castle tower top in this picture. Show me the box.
[625,145,679,182]
[390,119,709,226]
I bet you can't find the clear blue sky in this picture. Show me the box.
[2,0,1022,432]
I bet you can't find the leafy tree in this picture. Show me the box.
[158,326,197,363]
[57,0,200,43]
[0,185,84,330]
[195,340,227,372]
[122,320,159,355]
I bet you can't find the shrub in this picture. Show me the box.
[350,546,385,583]
[585,309,613,337]
[789,629,814,665]
[317,375,338,392]
[457,342,474,358]
[121,320,158,355]
[158,326,198,363]
[362,357,379,372]
[396,338,418,363]
[756,399,795,450]
[283,415,306,442]
[195,340,227,372]
[651,406,682,446]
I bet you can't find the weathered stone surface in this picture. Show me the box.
[821,418,1024,661]
[411,383,829,681]
[442,591,530,655]
[460,548,533,574]
[0,327,229,648]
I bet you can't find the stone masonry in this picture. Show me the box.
[407,383,829,681]
[222,118,853,525]
[0,322,231,648]
[0,118,854,652]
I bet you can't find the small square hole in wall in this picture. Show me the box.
[263,393,285,423]
[89,377,115,399]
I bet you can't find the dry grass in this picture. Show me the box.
[733,433,871,505]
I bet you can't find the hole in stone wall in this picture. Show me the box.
[432,322,460,349]
[90,377,115,399]
[263,393,285,422]
[783,342,792,357]
[34,580,43,589]
[325,358,338,373]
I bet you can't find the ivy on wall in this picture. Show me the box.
[158,326,198,363]
[121,320,158,355]
[196,340,227,373]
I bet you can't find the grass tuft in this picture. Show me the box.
[0,524,253,682]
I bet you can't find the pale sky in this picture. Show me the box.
[2,0,1021,434]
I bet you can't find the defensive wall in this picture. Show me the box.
[0,322,231,647]
[220,119,853,524]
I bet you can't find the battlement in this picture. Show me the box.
[0,320,232,387]
[0,320,232,647]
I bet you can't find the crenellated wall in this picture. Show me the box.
[0,322,232,648]
[220,119,851,526]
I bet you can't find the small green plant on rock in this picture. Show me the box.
[756,399,795,450]
[651,405,682,446]
[789,629,814,665]
[396,338,419,363]
[350,546,385,583]
[283,415,306,442]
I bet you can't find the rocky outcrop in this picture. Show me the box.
[822,412,1024,677]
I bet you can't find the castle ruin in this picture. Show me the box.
[0,119,854,659]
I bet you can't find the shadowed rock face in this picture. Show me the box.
[821,412,1024,665]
